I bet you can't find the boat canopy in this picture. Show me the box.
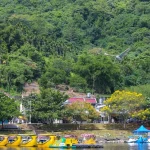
[38,136,49,140]
[80,134,95,138]
[133,125,150,134]
[64,135,77,138]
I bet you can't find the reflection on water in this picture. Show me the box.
[1,143,150,150]
[0,148,36,150]
[127,143,150,150]
[103,143,150,150]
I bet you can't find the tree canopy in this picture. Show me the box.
[63,101,100,123]
[101,90,146,127]
[31,88,68,123]
[0,92,20,128]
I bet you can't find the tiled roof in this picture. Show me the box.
[67,97,97,104]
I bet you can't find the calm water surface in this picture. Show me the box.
[1,143,150,150]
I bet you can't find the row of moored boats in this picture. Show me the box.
[0,133,103,148]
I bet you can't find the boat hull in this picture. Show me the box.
[50,145,76,148]
[6,140,21,146]
[0,136,8,146]
[126,136,150,143]
[20,143,37,147]
[37,142,52,148]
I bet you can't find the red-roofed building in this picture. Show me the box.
[64,97,97,106]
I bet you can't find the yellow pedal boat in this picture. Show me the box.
[72,133,103,148]
[6,134,22,146]
[80,133,96,144]
[37,134,56,148]
[64,134,78,145]
[19,134,37,147]
[0,135,8,146]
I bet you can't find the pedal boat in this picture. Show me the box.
[37,134,56,148]
[80,133,96,144]
[0,135,8,146]
[49,137,76,148]
[125,135,147,143]
[19,134,37,147]
[6,135,22,146]
[126,136,138,143]
[64,134,78,144]
[73,133,103,148]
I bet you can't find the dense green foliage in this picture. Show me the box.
[0,0,149,95]
[0,92,20,128]
[31,88,68,123]
[126,84,150,99]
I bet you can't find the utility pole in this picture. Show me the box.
[29,100,31,123]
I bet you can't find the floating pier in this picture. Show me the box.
[73,144,103,148]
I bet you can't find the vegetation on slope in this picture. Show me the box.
[0,0,149,95]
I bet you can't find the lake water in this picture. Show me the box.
[1,143,150,150]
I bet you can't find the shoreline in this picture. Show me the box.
[1,123,138,143]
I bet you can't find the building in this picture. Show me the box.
[63,95,111,124]
[63,97,97,106]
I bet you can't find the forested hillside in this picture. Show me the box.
[0,0,150,95]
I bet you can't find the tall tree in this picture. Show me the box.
[32,88,68,123]
[101,90,145,128]
[63,101,99,124]
[0,92,20,128]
